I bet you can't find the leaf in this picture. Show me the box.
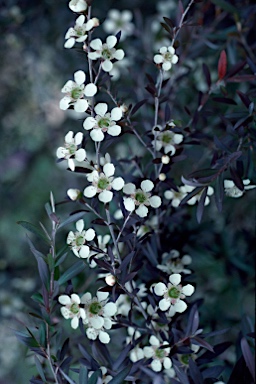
[241,337,255,381]
[214,174,224,212]
[236,90,251,109]
[37,257,50,289]
[58,261,85,285]
[26,235,45,260]
[160,22,172,34]
[192,336,214,352]
[213,97,237,105]
[59,368,77,384]
[88,370,101,384]
[130,99,148,116]
[227,75,256,82]
[211,0,238,14]
[202,63,211,88]
[196,187,207,223]
[79,365,88,384]
[163,16,174,28]
[218,50,227,80]
[112,344,132,370]
[34,355,46,382]
[108,365,132,384]
[179,187,203,206]
[202,365,224,379]
[17,221,50,244]
[58,211,87,229]
[189,359,204,384]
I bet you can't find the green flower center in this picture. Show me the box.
[164,52,173,61]
[97,177,110,190]
[76,235,85,247]
[68,143,77,155]
[71,87,83,100]
[161,132,173,144]
[180,354,191,365]
[76,27,84,36]
[102,47,113,60]
[135,191,147,204]
[155,348,166,359]
[168,286,180,299]
[70,303,80,315]
[98,117,111,129]
[89,302,102,315]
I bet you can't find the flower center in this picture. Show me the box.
[161,132,173,144]
[155,348,166,360]
[180,354,191,365]
[101,46,113,60]
[135,190,147,204]
[67,143,77,155]
[168,286,180,299]
[97,177,110,190]
[98,117,111,129]
[76,235,85,247]
[164,52,173,61]
[89,301,102,315]
[76,26,85,36]
[71,87,83,100]
[70,303,80,315]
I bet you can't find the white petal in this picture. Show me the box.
[207,186,214,196]
[65,131,74,143]
[124,197,135,212]
[86,327,97,340]
[154,54,163,64]
[102,60,113,72]
[224,180,234,188]
[74,99,88,112]
[90,316,104,329]
[151,359,162,372]
[84,186,97,198]
[113,49,125,60]
[85,228,95,241]
[112,177,124,191]
[84,83,97,97]
[74,131,83,145]
[104,302,117,317]
[80,308,86,319]
[169,273,181,286]
[61,307,70,319]
[135,205,148,217]
[163,357,172,369]
[103,317,112,329]
[71,317,79,329]
[106,35,117,49]
[149,335,159,346]
[154,282,167,296]
[107,124,121,136]
[182,284,195,296]
[69,0,87,13]
[159,298,171,311]
[71,293,80,304]
[80,292,92,304]
[99,331,110,344]
[90,38,102,50]
[172,55,179,64]
[110,107,122,121]
[97,291,109,301]
[173,133,183,144]
[103,163,115,177]
[64,38,75,49]
[163,62,172,71]
[174,300,187,313]
[90,129,105,142]
[149,195,161,208]
[56,147,66,159]
[59,96,71,110]
[159,46,167,54]
[88,51,100,60]
[58,295,71,305]
[143,346,154,358]
[79,245,90,258]
[123,183,136,194]
[99,190,113,203]
[75,148,86,162]
[164,190,174,200]
[141,179,154,192]
[83,116,96,130]
[95,102,108,117]
[76,14,85,26]
[74,70,85,85]
[76,219,84,232]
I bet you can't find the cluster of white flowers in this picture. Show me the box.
[123,180,162,218]
[165,185,214,207]
[64,15,99,49]
[153,122,183,155]
[56,131,86,171]
[154,273,195,315]
[67,219,95,259]
[157,250,192,275]
[224,179,255,198]
[59,290,117,343]
[154,46,178,71]
[103,9,134,40]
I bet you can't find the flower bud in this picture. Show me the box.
[67,188,81,201]
[105,274,116,286]
[159,173,166,181]
[161,155,170,164]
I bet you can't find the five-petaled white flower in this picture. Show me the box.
[103,9,134,40]
[58,293,86,329]
[81,290,117,344]
[154,273,194,314]
[56,131,86,171]
[157,250,192,275]
[153,123,183,155]
[64,15,98,49]
[83,102,123,142]
[154,46,178,71]
[83,163,124,203]
[143,335,172,372]
[224,179,256,198]
[69,0,87,13]
[123,180,162,218]
[67,219,95,258]
[60,70,97,112]
[88,35,125,72]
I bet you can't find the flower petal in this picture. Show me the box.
[151,359,162,372]
[123,183,136,194]
[103,163,115,177]
[71,316,79,329]
[106,35,117,49]
[174,300,187,313]
[84,186,97,198]
[85,228,95,241]
[182,284,195,296]
[154,282,167,296]
[97,291,109,301]
[159,298,171,311]
[71,293,80,304]
[74,70,85,85]
[169,273,181,286]
[149,335,159,346]
[110,107,122,121]
[107,124,121,136]
[58,295,71,305]
[90,316,104,329]
[95,102,108,117]
[113,49,125,60]
[84,83,97,97]
[149,195,161,208]
[90,129,105,142]
[79,245,90,258]
[99,190,113,203]
[124,197,135,212]
[102,60,113,72]
[135,204,148,217]
[104,302,117,317]
[90,38,102,50]
[99,330,110,344]
[141,179,154,192]
[112,177,124,191]
[83,116,96,130]
[74,99,88,113]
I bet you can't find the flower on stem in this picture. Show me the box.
[56,131,86,171]
[103,9,134,40]
[154,273,195,314]
[157,250,192,275]
[64,15,99,49]
[89,234,111,268]
[67,219,95,258]
[83,102,123,142]
[69,0,87,13]
[58,293,86,329]
[81,290,117,344]
[153,123,183,155]
[143,335,172,372]
[123,180,161,218]
[83,163,124,203]
[60,70,97,113]
[224,179,256,198]
[154,46,178,71]
[88,35,125,72]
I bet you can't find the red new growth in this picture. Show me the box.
[218,50,227,80]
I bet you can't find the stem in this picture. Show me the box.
[105,208,122,264]
[46,323,59,384]
[116,211,132,244]
[171,0,195,46]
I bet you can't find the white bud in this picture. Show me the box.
[67,188,81,201]
[159,173,166,181]
[162,155,170,164]
[105,274,116,286]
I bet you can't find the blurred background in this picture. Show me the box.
[0,0,255,382]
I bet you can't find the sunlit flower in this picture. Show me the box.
[60,70,97,112]
[157,250,192,275]
[103,9,134,40]
[143,335,172,372]
[64,15,98,49]
[154,46,178,71]
[123,180,161,218]
[69,0,87,13]
[88,35,125,72]
[67,219,95,258]
[58,293,86,329]
[154,273,194,313]
[83,102,123,141]
[83,163,124,203]
[56,131,86,171]
[224,179,256,198]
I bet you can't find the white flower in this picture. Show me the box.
[60,70,97,112]
[123,180,161,218]
[81,290,117,343]
[67,219,95,258]
[143,335,172,372]
[56,131,86,171]
[157,250,192,275]
[130,346,145,363]
[165,185,214,207]
[187,186,214,206]
[153,123,183,155]
[83,163,124,203]
[154,273,195,314]
[224,179,256,198]
[83,102,123,141]
[64,15,97,49]
[88,35,125,72]
[69,0,87,13]
[58,293,86,329]
[89,234,111,268]
[103,9,134,40]
[154,46,178,71]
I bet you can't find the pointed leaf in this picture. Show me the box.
[58,211,87,229]
[241,337,255,381]
[108,365,132,384]
[58,261,85,285]
[218,50,227,80]
[17,221,50,244]
[79,365,88,384]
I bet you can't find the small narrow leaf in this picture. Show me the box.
[202,63,211,88]
[108,365,132,384]
[241,337,255,381]
[58,211,87,229]
[58,261,85,285]
[196,187,207,223]
[218,50,227,80]
[79,365,88,384]
[17,221,50,244]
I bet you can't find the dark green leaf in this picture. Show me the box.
[88,370,101,384]
[58,261,85,285]
[58,211,87,230]
[108,365,132,384]
[34,355,46,382]
[17,221,50,244]
[79,365,88,384]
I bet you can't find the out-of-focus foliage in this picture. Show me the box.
[0,0,255,382]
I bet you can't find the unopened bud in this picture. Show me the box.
[105,274,116,286]
[120,103,128,113]
[67,188,81,201]
[152,124,162,133]
[159,173,166,181]
[161,155,170,164]
[91,17,100,27]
